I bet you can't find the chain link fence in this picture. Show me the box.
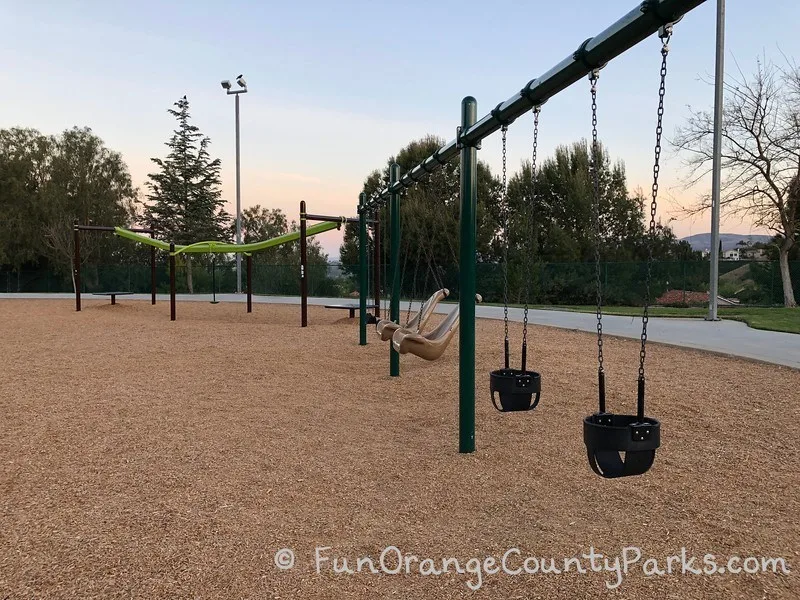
[2,260,798,307]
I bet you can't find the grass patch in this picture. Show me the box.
[403,299,799,334]
[513,305,799,334]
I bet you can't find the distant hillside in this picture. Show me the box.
[681,233,772,252]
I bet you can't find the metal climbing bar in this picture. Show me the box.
[358,0,705,212]
[304,213,359,224]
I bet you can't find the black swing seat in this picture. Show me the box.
[583,413,660,478]
[490,368,542,412]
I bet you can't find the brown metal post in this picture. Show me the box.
[246,254,252,313]
[73,226,81,311]
[373,211,380,318]
[300,201,308,327]
[150,246,156,305]
[169,243,176,321]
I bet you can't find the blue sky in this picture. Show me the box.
[2,0,798,257]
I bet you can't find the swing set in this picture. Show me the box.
[374,193,461,359]
[357,0,703,478]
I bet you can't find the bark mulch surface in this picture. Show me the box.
[1,299,798,599]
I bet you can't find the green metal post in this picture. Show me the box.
[459,96,478,453]
[389,163,401,377]
[358,192,368,345]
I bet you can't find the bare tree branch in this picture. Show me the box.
[672,54,798,306]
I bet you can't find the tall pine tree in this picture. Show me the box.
[144,96,230,292]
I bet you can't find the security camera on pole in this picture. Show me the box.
[220,75,248,293]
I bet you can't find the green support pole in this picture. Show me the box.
[389,163,401,377]
[459,96,478,454]
[358,192,368,346]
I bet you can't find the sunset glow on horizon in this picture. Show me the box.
[3,0,797,258]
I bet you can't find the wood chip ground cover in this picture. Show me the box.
[1,300,797,599]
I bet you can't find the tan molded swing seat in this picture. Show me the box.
[392,294,482,361]
[376,288,449,342]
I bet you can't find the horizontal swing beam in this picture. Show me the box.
[358,0,706,212]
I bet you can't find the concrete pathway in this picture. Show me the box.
[3,293,798,369]
[469,304,799,370]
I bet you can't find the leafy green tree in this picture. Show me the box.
[342,136,702,305]
[0,128,51,268]
[0,126,137,291]
[143,96,230,292]
[506,141,641,262]
[497,140,699,303]
[338,220,360,269]
[238,204,327,265]
[340,135,501,300]
[42,127,137,282]
[235,204,333,294]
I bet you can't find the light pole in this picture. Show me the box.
[221,75,248,293]
[707,0,725,321]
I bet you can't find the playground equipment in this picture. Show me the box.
[581,24,672,479]
[371,164,458,356]
[392,294,483,361]
[489,112,543,413]
[376,288,448,341]
[384,196,467,361]
[323,303,378,319]
[299,201,364,327]
[81,222,341,320]
[375,205,451,341]
[92,291,134,305]
[371,207,382,320]
[73,224,157,312]
[358,0,705,454]
[355,200,391,345]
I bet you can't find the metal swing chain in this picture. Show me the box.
[501,124,510,368]
[639,26,672,388]
[521,107,540,367]
[406,228,417,325]
[406,257,418,326]
[376,206,389,318]
[589,71,605,380]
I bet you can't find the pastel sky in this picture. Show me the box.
[2,0,799,258]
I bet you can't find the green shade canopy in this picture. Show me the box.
[114,220,342,254]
